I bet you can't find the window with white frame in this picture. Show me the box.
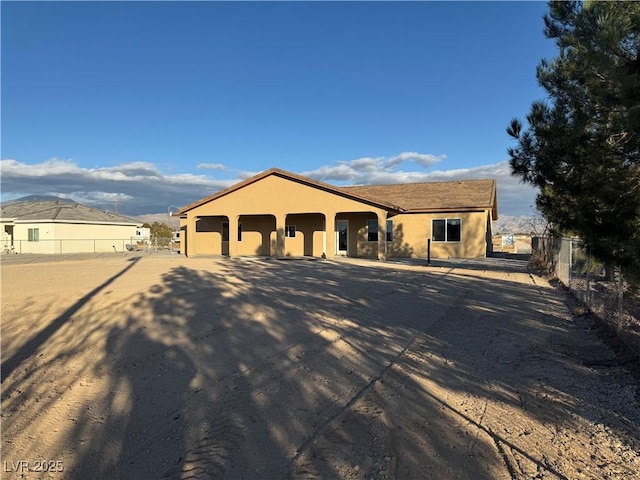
[285,225,296,238]
[28,228,39,242]
[432,218,461,242]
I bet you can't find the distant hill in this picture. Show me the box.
[2,195,76,205]
[136,212,180,230]
[492,215,538,235]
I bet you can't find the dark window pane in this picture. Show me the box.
[367,219,378,242]
[447,219,461,242]
[432,219,445,241]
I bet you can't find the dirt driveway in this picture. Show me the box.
[1,254,639,479]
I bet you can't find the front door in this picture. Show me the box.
[336,220,348,256]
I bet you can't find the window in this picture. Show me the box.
[367,219,378,242]
[285,225,296,238]
[386,219,393,242]
[28,228,39,242]
[237,222,242,242]
[369,219,394,241]
[432,218,461,242]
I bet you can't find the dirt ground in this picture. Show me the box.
[1,253,639,479]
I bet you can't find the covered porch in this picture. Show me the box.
[181,210,392,260]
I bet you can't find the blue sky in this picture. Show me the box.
[1,1,557,217]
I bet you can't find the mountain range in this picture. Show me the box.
[492,215,539,235]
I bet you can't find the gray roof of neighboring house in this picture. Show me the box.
[0,200,141,225]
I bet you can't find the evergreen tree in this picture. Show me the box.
[507,1,640,271]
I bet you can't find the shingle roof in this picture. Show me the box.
[0,200,141,225]
[339,179,497,213]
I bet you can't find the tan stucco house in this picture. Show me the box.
[176,168,498,260]
[1,199,143,254]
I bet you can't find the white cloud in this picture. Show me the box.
[388,152,445,168]
[0,157,81,176]
[197,163,227,170]
[0,155,538,217]
[302,164,357,182]
[236,170,262,180]
[0,158,238,216]
[302,151,445,183]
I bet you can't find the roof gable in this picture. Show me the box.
[176,168,498,220]
[176,168,404,215]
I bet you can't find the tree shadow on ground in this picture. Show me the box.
[1,256,638,479]
[1,257,141,384]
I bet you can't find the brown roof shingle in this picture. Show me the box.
[340,179,497,213]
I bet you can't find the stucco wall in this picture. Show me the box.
[10,222,139,254]
[189,175,384,216]
[193,216,226,255]
[183,175,386,257]
[386,211,490,259]
[180,174,492,260]
[281,213,325,257]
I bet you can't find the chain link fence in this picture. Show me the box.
[533,236,640,358]
[3,237,179,255]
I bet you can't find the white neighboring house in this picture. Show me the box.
[0,199,143,254]
[133,227,151,243]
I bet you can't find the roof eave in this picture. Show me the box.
[10,218,141,226]
[405,206,495,214]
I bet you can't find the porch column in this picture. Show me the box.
[324,213,336,258]
[275,214,286,257]
[377,211,387,261]
[186,213,197,257]
[228,214,239,257]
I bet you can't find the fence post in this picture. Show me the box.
[568,238,573,287]
[585,251,591,309]
[617,268,624,334]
